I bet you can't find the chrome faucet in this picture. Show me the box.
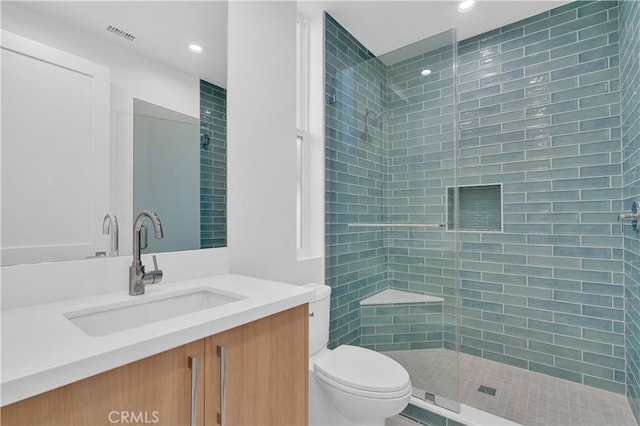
[102,213,119,256]
[617,201,640,234]
[129,210,164,296]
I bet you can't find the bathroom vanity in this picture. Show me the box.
[1,274,312,426]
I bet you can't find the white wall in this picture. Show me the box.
[1,3,201,257]
[1,249,230,310]
[2,1,324,296]
[227,1,323,285]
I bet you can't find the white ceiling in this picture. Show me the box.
[302,0,572,57]
[14,1,228,88]
[15,1,573,86]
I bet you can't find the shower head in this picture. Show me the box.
[373,112,385,128]
[365,109,377,123]
[364,109,385,129]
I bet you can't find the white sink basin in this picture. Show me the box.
[64,287,244,336]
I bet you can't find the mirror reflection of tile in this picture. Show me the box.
[200,80,227,249]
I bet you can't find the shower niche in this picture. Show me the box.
[447,184,502,231]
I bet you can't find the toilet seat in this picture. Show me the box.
[314,345,411,398]
[315,369,412,399]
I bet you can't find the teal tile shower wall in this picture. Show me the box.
[621,0,640,420]
[361,303,445,350]
[325,14,388,347]
[386,40,458,350]
[402,403,465,426]
[457,1,624,394]
[326,1,628,395]
[200,80,227,248]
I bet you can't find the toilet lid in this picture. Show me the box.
[314,345,410,393]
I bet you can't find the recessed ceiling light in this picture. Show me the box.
[458,0,476,13]
[421,69,432,76]
[188,44,204,54]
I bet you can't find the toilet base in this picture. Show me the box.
[309,368,389,426]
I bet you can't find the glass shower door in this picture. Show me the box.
[375,29,460,411]
[324,14,459,412]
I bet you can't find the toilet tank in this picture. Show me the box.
[304,283,331,356]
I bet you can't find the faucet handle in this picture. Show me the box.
[149,255,163,284]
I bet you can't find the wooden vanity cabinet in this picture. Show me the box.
[1,305,308,426]
[1,340,205,426]
[204,304,309,426]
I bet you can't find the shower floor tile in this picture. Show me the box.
[384,348,637,426]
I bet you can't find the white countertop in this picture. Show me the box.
[1,273,315,406]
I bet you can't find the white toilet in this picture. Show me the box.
[306,283,412,426]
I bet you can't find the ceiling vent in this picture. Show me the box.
[105,25,136,42]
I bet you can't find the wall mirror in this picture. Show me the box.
[133,98,227,254]
[1,1,227,266]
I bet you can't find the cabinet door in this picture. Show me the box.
[204,304,308,426]
[1,340,205,426]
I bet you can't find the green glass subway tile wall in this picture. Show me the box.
[200,80,227,248]
[402,404,465,426]
[621,0,640,421]
[325,0,629,396]
[325,13,388,348]
[456,0,624,394]
[385,37,458,349]
[325,14,457,350]
[361,303,444,351]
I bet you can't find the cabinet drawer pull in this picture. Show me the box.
[217,346,227,426]
[188,356,199,426]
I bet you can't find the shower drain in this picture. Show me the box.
[478,385,497,396]
[423,391,436,403]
